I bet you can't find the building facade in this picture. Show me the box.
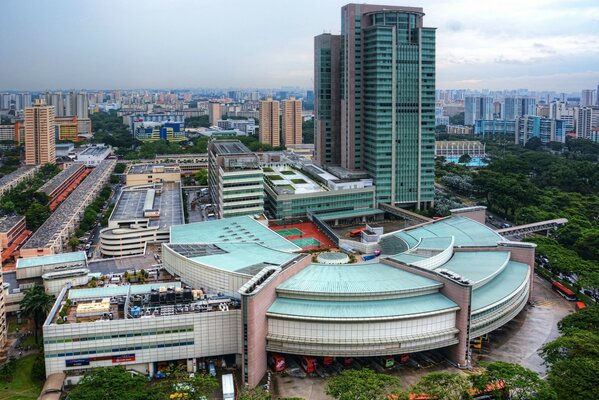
[25,99,56,165]
[465,96,493,125]
[55,116,79,142]
[208,102,222,127]
[575,107,593,139]
[474,119,516,139]
[208,140,264,218]
[315,4,436,208]
[259,97,280,147]
[281,97,302,145]
[515,115,566,145]
[502,97,536,120]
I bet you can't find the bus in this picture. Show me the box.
[552,281,576,301]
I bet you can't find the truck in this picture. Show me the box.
[300,356,317,374]
[222,374,235,400]
[268,354,286,372]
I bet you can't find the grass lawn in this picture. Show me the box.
[0,354,43,400]
[262,167,274,172]
[267,175,284,181]
[8,320,26,334]
[291,178,307,184]
[280,170,296,175]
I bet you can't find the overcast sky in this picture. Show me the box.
[1,0,598,92]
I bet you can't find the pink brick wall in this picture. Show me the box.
[450,207,486,225]
[243,254,313,387]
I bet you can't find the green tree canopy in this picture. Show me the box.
[68,367,151,400]
[410,372,471,400]
[20,285,55,344]
[239,386,272,400]
[326,369,402,400]
[557,305,599,334]
[469,361,556,400]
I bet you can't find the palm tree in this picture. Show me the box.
[20,285,55,344]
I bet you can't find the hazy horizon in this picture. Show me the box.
[1,0,598,92]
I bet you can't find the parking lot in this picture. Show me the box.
[272,274,574,398]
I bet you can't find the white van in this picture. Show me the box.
[221,374,234,400]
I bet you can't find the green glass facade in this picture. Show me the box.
[315,4,435,208]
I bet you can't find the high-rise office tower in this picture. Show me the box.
[281,97,302,145]
[259,97,280,147]
[315,33,341,166]
[314,4,436,207]
[208,102,221,126]
[76,92,89,119]
[24,99,56,165]
[576,107,593,139]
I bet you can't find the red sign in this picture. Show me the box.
[112,354,136,363]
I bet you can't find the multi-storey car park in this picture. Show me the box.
[99,181,184,257]
[20,160,115,257]
[44,207,535,388]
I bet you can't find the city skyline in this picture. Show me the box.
[1,0,598,92]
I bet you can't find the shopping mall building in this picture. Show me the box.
[44,207,534,387]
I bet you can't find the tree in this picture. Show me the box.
[545,357,599,400]
[24,202,51,231]
[557,305,599,334]
[326,369,402,400]
[20,285,55,344]
[410,372,471,400]
[470,361,556,400]
[449,112,465,126]
[194,169,208,185]
[68,237,80,251]
[540,330,599,365]
[68,367,151,400]
[458,153,472,164]
[114,163,127,174]
[239,386,272,400]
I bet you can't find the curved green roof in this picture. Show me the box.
[277,262,442,295]
[190,242,298,274]
[170,216,300,252]
[17,251,87,269]
[437,251,510,285]
[267,293,458,320]
[471,261,529,312]
[396,217,503,248]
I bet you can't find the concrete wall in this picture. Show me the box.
[242,255,312,387]
[450,206,487,225]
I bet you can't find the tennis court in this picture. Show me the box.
[275,228,304,237]
[291,238,321,247]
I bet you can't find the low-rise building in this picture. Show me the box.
[0,165,41,197]
[446,125,473,135]
[134,121,185,142]
[474,119,515,138]
[0,215,26,250]
[16,251,88,295]
[435,141,486,160]
[125,164,181,186]
[208,140,264,218]
[20,160,115,257]
[77,145,111,166]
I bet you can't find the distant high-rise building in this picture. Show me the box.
[515,115,565,145]
[576,107,593,139]
[76,92,89,119]
[208,102,221,126]
[25,99,55,165]
[259,97,280,147]
[581,89,594,107]
[502,97,536,120]
[315,4,436,208]
[281,97,302,145]
[465,96,493,125]
[596,83,599,106]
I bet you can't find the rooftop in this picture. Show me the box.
[267,293,458,320]
[0,166,38,187]
[0,214,24,232]
[110,182,183,230]
[127,164,180,174]
[22,160,116,249]
[38,163,86,196]
[68,282,182,301]
[170,216,300,252]
[186,242,300,275]
[314,208,384,221]
[435,251,510,286]
[276,262,442,295]
[17,251,87,269]
[79,146,110,157]
[471,261,529,312]
[211,140,252,155]
[396,217,504,248]
[265,165,325,194]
